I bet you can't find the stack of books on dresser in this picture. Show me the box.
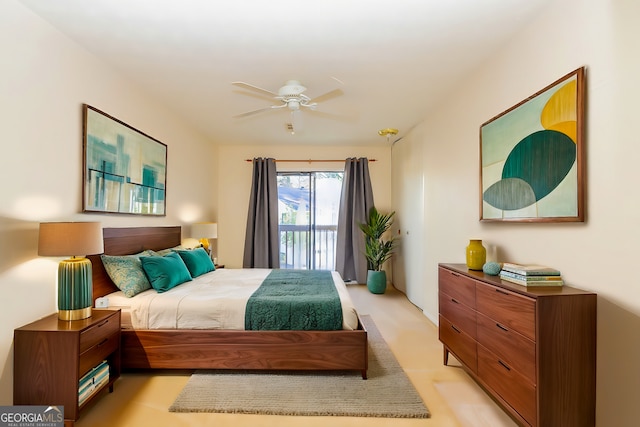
[499,262,564,287]
[78,360,109,406]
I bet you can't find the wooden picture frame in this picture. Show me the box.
[83,105,167,216]
[480,67,585,222]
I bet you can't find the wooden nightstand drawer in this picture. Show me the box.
[79,332,120,376]
[477,312,535,384]
[80,312,119,354]
[478,345,536,426]
[439,267,476,309]
[476,283,536,341]
[439,291,477,339]
[439,314,477,373]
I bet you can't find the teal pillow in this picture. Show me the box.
[174,247,215,277]
[140,252,192,293]
[101,251,154,297]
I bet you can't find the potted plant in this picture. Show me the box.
[359,207,396,294]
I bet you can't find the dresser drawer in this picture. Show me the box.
[476,283,536,341]
[477,312,536,384]
[439,267,476,309]
[79,332,119,377]
[439,315,477,373]
[478,345,536,426]
[79,312,120,354]
[439,291,477,339]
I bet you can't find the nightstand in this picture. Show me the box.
[14,309,121,426]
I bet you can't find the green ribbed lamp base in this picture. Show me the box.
[58,257,93,321]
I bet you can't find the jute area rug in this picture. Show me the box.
[169,315,430,418]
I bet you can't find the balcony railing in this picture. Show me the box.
[279,224,337,270]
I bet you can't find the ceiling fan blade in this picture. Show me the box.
[232,81,278,98]
[308,88,344,104]
[233,104,287,118]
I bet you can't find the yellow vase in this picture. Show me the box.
[466,239,486,270]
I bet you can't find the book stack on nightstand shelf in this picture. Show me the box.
[78,360,109,406]
[500,262,564,287]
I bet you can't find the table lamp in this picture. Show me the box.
[38,222,104,321]
[191,222,217,257]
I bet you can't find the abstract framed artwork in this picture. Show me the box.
[83,105,167,216]
[480,67,585,222]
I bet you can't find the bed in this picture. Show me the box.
[88,226,368,378]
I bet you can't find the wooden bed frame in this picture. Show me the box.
[88,226,368,378]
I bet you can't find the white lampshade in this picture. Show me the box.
[191,222,218,239]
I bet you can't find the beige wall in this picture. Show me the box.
[216,145,391,268]
[0,2,217,402]
[392,0,640,425]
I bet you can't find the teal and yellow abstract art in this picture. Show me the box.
[480,67,585,222]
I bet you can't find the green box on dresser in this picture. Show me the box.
[438,263,596,427]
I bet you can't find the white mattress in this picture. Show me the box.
[105,268,359,331]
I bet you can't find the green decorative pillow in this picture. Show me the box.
[140,252,192,293]
[174,247,215,278]
[101,251,154,298]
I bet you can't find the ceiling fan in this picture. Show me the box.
[232,80,344,128]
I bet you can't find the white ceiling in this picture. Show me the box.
[20,0,551,146]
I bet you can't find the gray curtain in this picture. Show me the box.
[243,158,280,268]
[335,157,374,283]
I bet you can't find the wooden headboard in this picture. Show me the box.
[88,226,182,301]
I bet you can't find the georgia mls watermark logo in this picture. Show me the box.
[0,406,63,427]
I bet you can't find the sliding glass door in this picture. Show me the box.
[277,172,343,270]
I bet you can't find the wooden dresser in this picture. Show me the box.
[438,263,596,427]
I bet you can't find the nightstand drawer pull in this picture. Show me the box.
[80,314,119,353]
[451,298,459,304]
[496,323,509,332]
[97,338,108,347]
[498,359,511,371]
[495,288,509,296]
[451,324,461,333]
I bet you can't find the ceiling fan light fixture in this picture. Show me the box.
[288,100,300,110]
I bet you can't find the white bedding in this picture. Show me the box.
[106,268,359,331]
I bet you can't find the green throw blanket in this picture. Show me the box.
[245,269,343,331]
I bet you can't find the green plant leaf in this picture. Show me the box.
[359,207,396,271]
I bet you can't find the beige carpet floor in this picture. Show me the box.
[169,315,429,418]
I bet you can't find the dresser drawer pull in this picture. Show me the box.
[495,288,510,296]
[451,324,461,334]
[496,323,509,332]
[96,320,109,328]
[498,360,511,371]
[97,338,108,347]
[450,298,460,304]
